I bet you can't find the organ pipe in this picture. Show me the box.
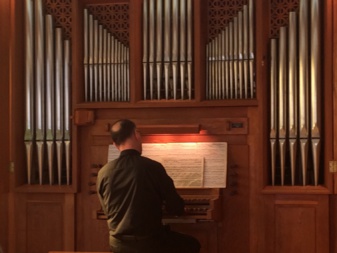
[206,2,255,100]
[269,0,322,186]
[24,0,72,185]
[24,0,34,184]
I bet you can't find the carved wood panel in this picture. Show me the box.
[45,0,72,39]
[208,0,248,41]
[15,193,75,253]
[263,195,329,253]
[270,0,299,38]
[86,3,130,46]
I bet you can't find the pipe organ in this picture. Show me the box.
[206,0,255,100]
[24,0,71,185]
[269,0,322,186]
[13,0,332,252]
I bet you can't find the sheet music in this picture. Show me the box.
[108,142,227,188]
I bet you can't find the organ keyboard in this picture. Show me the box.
[94,188,221,222]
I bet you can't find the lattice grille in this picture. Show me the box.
[270,0,299,38]
[208,0,248,41]
[86,4,130,46]
[44,0,72,40]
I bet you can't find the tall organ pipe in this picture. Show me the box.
[55,28,64,185]
[46,14,55,185]
[248,0,254,98]
[143,0,148,100]
[310,0,321,186]
[64,40,71,185]
[288,12,298,186]
[243,5,248,98]
[270,39,277,186]
[180,0,186,99]
[84,9,88,101]
[156,0,163,99]
[187,0,192,99]
[35,0,45,185]
[278,27,287,186]
[299,0,309,185]
[24,0,34,184]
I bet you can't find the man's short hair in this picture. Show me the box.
[110,119,136,146]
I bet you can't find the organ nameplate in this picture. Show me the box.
[108,142,227,188]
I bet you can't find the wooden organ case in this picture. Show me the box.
[5,0,337,253]
[73,1,253,252]
[8,0,253,252]
[7,0,336,253]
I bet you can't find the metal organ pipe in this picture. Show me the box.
[84,9,89,101]
[64,40,71,185]
[142,0,193,100]
[55,28,64,185]
[24,0,34,185]
[206,2,255,100]
[243,5,248,99]
[143,0,148,100]
[269,0,322,186]
[278,27,287,186]
[24,0,72,185]
[299,0,309,186]
[187,0,192,99]
[35,0,45,185]
[83,8,130,102]
[156,0,163,100]
[270,39,277,186]
[310,0,321,186]
[180,0,186,99]
[288,12,298,186]
[46,14,55,185]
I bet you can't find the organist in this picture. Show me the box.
[96,119,201,253]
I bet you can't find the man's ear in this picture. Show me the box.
[133,129,141,141]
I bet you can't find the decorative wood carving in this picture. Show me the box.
[86,3,130,46]
[208,0,248,41]
[45,0,72,40]
[270,0,299,38]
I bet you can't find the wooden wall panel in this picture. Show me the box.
[26,202,64,253]
[263,195,329,253]
[14,194,75,253]
[275,201,316,253]
[221,145,250,253]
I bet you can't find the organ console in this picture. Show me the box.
[94,188,221,222]
[89,150,223,223]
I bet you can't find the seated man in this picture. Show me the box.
[97,119,201,253]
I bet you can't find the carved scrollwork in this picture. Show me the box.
[208,0,248,41]
[86,4,130,47]
[270,0,299,38]
[44,0,72,40]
